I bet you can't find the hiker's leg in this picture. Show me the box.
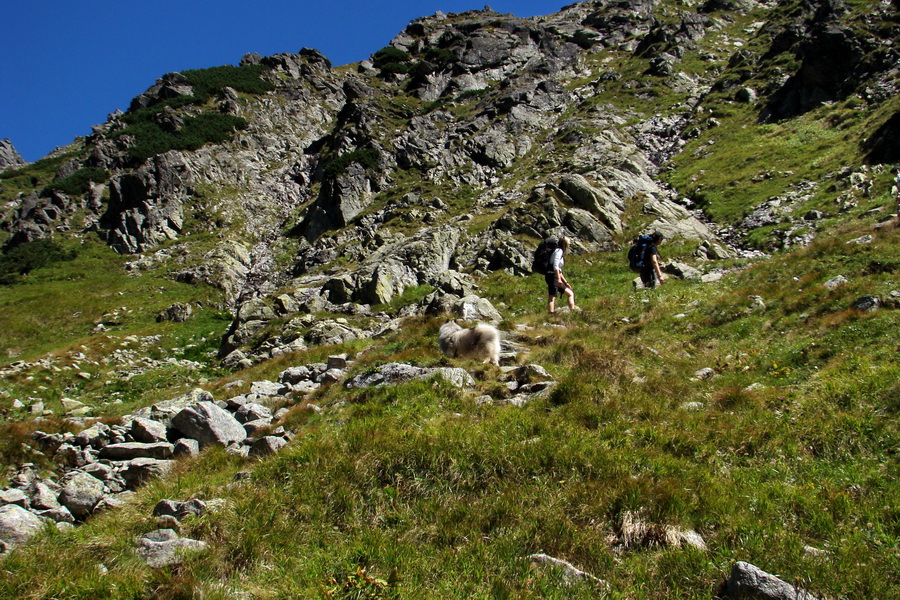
[565,286,576,309]
[548,295,556,313]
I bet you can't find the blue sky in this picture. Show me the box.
[1,1,565,163]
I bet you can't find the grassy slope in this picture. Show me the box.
[0,2,898,598]
[0,215,895,599]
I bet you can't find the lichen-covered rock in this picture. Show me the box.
[0,504,44,554]
[58,471,105,520]
[171,402,247,447]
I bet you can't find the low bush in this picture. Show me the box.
[45,167,109,196]
[182,64,275,100]
[324,148,380,178]
[118,113,248,161]
[0,239,77,284]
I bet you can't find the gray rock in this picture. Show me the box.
[726,561,820,600]
[346,362,474,389]
[0,504,44,553]
[249,380,289,397]
[74,422,110,448]
[98,442,175,461]
[452,295,503,323]
[105,151,191,254]
[279,366,312,384]
[242,419,272,436]
[135,528,207,568]
[152,499,207,520]
[0,488,29,508]
[851,295,880,312]
[172,438,200,457]
[665,261,703,281]
[512,364,553,385]
[29,481,61,510]
[528,553,604,586]
[326,354,349,370]
[249,436,288,457]
[559,173,624,233]
[80,463,114,481]
[58,471,106,520]
[119,458,175,489]
[171,402,247,447]
[130,417,169,444]
[222,349,252,370]
[0,138,26,171]
[156,302,193,323]
[132,388,215,426]
[234,403,273,424]
[37,505,75,524]
[431,368,476,388]
[823,275,847,289]
[694,367,716,380]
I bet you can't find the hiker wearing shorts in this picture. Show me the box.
[546,236,577,313]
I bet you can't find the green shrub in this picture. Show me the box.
[118,113,248,161]
[324,148,380,178]
[182,64,275,100]
[373,47,412,75]
[45,167,109,196]
[0,239,77,284]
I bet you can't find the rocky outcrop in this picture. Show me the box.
[0,139,26,171]
[101,150,191,254]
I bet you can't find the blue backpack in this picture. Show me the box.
[627,235,652,273]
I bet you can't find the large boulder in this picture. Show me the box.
[131,388,214,426]
[0,505,44,554]
[58,471,105,520]
[171,402,247,447]
[346,363,474,389]
[451,295,503,323]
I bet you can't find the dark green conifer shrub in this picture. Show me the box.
[0,239,77,284]
[324,148,380,178]
[45,167,110,196]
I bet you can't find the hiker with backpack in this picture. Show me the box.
[628,231,666,289]
[544,235,577,314]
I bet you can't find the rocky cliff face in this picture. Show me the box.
[0,139,25,171]
[1,0,897,360]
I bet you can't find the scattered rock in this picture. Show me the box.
[0,504,44,554]
[725,561,820,600]
[528,553,604,586]
[58,471,105,520]
[135,528,207,568]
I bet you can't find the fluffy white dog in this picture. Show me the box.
[438,321,501,366]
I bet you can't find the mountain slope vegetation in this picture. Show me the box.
[0,1,896,598]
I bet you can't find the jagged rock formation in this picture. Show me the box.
[0,139,25,171]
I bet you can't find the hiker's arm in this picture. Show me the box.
[651,254,665,283]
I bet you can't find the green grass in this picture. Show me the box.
[1,217,896,598]
[0,2,898,597]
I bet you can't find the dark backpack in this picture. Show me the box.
[628,235,652,273]
[531,236,560,275]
